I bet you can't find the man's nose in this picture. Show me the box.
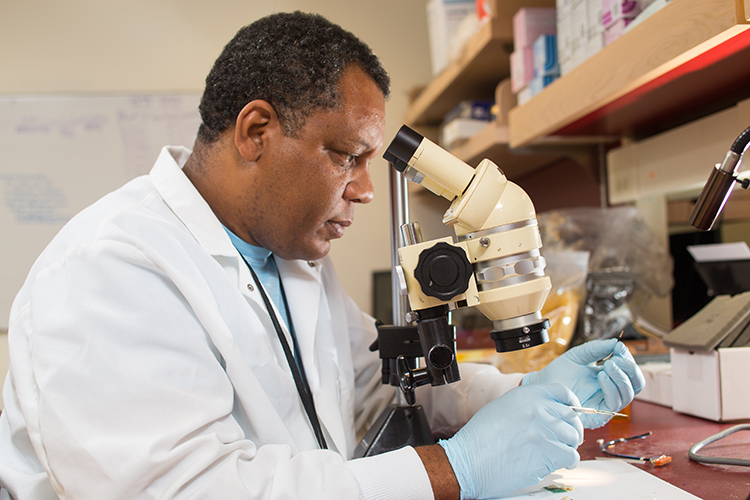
[345,163,374,204]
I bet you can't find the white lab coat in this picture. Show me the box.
[0,146,524,500]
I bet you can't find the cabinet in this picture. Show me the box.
[407,0,750,180]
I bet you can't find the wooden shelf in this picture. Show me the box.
[405,0,555,127]
[448,121,571,179]
[508,0,750,148]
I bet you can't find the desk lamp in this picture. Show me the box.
[689,125,750,230]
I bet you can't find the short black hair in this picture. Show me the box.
[196,11,390,143]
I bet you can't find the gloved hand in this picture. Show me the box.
[438,383,584,500]
[522,339,646,428]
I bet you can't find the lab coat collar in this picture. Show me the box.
[149,146,237,258]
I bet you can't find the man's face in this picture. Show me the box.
[238,66,386,261]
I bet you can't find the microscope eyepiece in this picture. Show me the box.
[383,125,423,172]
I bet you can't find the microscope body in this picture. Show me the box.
[354,125,552,458]
[391,127,552,355]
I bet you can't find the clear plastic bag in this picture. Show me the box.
[538,207,674,342]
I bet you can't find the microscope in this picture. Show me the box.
[354,125,552,457]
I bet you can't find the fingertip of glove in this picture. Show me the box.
[614,340,630,354]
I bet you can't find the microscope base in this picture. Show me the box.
[353,404,434,458]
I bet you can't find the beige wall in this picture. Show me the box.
[0,0,434,407]
[0,0,433,312]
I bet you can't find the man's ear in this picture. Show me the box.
[234,100,278,162]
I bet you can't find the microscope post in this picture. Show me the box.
[352,167,436,458]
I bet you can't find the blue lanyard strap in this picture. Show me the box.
[241,255,328,450]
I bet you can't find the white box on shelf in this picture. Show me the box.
[427,0,476,76]
[569,0,588,55]
[529,74,557,97]
[602,0,642,29]
[670,347,750,421]
[517,86,533,105]
[581,31,603,61]
[604,16,635,45]
[441,118,488,149]
[634,362,672,407]
[556,0,574,22]
[585,0,604,39]
[511,47,535,93]
[556,9,574,63]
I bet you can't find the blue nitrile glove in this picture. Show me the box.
[522,339,646,429]
[438,383,584,500]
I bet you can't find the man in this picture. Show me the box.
[0,12,644,500]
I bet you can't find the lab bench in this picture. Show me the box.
[579,399,750,499]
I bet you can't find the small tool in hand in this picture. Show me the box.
[570,406,629,418]
[595,331,624,366]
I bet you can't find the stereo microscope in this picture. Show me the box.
[354,125,552,457]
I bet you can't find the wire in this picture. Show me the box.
[689,424,750,467]
[730,125,750,155]
[599,432,672,466]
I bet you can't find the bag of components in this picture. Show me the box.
[538,207,673,343]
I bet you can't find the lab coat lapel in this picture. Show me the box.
[275,259,322,385]
[276,258,348,456]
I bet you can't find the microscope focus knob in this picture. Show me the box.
[415,241,472,301]
[428,344,455,370]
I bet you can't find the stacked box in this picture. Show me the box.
[601,0,641,27]
[440,100,494,149]
[557,0,605,75]
[511,7,557,100]
[510,48,535,93]
[513,7,557,47]
[427,0,476,76]
[602,0,642,45]
[534,34,559,77]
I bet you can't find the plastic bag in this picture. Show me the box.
[538,207,674,342]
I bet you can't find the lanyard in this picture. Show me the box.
[241,255,328,450]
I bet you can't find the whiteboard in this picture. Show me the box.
[0,94,201,329]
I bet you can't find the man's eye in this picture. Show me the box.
[333,151,358,167]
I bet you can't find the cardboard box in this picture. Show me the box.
[517,86,533,106]
[670,346,750,421]
[511,47,535,92]
[533,34,559,77]
[513,7,557,48]
[441,118,488,149]
[556,8,574,64]
[529,74,557,97]
[604,17,634,45]
[601,0,641,28]
[585,0,603,40]
[634,362,672,407]
[427,0,476,75]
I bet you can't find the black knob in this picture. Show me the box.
[428,344,455,370]
[415,241,472,301]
